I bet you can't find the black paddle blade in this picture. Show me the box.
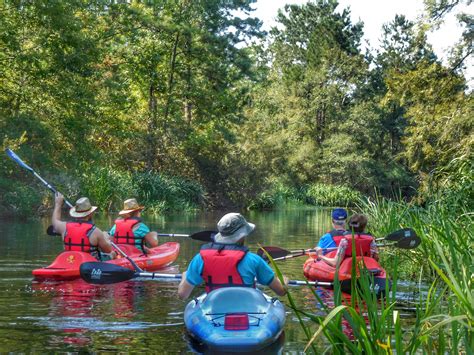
[80,262,136,284]
[190,230,216,242]
[395,231,421,249]
[385,228,415,242]
[257,246,290,259]
[46,225,61,236]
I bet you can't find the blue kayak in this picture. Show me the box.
[184,287,286,352]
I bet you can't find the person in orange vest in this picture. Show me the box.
[178,213,287,299]
[346,214,379,260]
[108,198,158,253]
[51,193,113,259]
[312,213,378,267]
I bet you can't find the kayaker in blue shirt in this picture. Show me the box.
[178,213,288,299]
[316,208,348,253]
[108,198,158,253]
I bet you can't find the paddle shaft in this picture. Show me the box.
[157,233,190,237]
[6,149,73,208]
[5,149,144,272]
[110,241,143,272]
[125,272,332,287]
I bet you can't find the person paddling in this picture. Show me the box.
[108,198,158,254]
[52,193,114,259]
[315,208,348,254]
[312,213,378,267]
[178,213,288,299]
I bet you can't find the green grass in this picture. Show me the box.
[248,180,362,210]
[281,192,473,353]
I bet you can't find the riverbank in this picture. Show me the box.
[0,168,363,218]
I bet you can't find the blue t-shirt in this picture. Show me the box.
[109,223,150,238]
[185,251,275,287]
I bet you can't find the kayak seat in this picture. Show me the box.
[201,287,270,315]
[114,244,142,256]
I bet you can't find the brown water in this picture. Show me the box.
[0,208,420,353]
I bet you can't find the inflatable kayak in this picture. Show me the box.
[184,287,285,352]
[303,256,390,296]
[32,242,180,281]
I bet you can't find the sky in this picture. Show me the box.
[248,0,473,85]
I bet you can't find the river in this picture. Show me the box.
[0,208,419,353]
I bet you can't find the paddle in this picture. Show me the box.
[5,148,74,208]
[5,148,143,271]
[80,261,333,287]
[46,226,215,243]
[258,228,420,261]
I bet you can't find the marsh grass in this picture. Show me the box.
[249,180,361,210]
[80,166,204,213]
[276,197,473,353]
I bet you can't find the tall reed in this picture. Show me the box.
[282,193,472,352]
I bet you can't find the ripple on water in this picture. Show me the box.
[17,316,184,331]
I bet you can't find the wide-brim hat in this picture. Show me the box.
[214,213,256,244]
[119,198,144,216]
[69,197,98,218]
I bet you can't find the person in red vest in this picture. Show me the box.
[313,213,378,267]
[346,214,378,260]
[108,198,158,253]
[51,193,113,259]
[178,213,288,299]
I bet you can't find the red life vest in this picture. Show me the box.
[332,233,374,257]
[113,218,144,250]
[200,243,253,293]
[63,222,97,253]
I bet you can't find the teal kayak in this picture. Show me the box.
[184,287,286,352]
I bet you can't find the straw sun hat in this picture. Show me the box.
[118,198,145,216]
[69,197,98,218]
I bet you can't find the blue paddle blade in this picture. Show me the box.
[5,148,33,172]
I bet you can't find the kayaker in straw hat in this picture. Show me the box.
[107,198,158,254]
[51,193,114,260]
[178,213,288,299]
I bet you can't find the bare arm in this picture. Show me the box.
[268,276,288,296]
[145,231,158,248]
[52,193,66,236]
[178,272,195,299]
[93,228,113,253]
[317,240,347,267]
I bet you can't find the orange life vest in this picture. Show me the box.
[63,222,98,254]
[113,218,144,251]
[332,233,374,257]
[200,243,254,293]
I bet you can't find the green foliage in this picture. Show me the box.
[80,166,204,213]
[248,180,361,210]
[305,183,362,207]
[356,193,473,351]
[0,0,471,213]
[282,201,472,352]
[248,180,303,210]
[0,177,43,218]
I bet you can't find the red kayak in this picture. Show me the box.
[33,242,180,281]
[303,256,389,296]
